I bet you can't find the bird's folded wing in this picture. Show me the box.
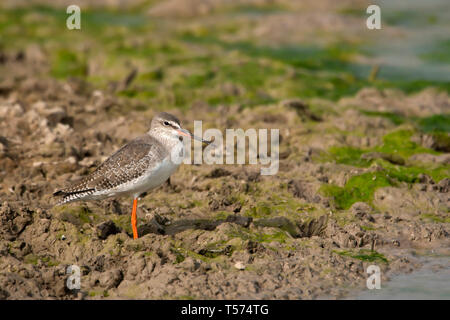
[56,137,167,195]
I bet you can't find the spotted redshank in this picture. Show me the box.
[53,112,211,239]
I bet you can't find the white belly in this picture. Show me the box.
[111,156,180,198]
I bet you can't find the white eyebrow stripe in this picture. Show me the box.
[163,120,180,129]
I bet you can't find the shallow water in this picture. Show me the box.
[349,256,450,300]
[364,0,450,82]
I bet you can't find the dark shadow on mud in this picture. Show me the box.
[138,214,252,236]
[137,214,328,238]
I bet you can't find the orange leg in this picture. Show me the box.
[131,198,138,239]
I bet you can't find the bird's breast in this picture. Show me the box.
[102,138,185,198]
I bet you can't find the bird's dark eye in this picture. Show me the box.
[163,121,170,126]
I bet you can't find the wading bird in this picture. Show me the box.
[54,112,211,239]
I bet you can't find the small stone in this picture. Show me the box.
[61,235,66,241]
[43,131,56,145]
[79,157,95,167]
[66,156,77,164]
[54,123,72,136]
[234,261,245,270]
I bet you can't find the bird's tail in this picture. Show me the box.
[53,188,95,206]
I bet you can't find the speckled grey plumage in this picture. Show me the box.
[54,134,169,205]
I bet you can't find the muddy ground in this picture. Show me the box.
[0,0,449,299]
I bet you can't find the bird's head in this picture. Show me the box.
[150,112,212,144]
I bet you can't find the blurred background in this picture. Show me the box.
[1,0,449,107]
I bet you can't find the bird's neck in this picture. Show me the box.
[149,128,183,151]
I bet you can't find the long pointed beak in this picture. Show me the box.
[177,128,213,144]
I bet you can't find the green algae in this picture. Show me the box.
[360,110,406,126]
[245,204,272,218]
[51,49,88,78]
[320,172,393,210]
[171,248,186,264]
[321,159,449,210]
[40,256,60,267]
[226,224,290,245]
[361,225,377,231]
[376,129,438,158]
[325,146,369,167]
[24,254,59,267]
[419,214,450,224]
[24,254,39,265]
[111,215,132,235]
[319,126,449,209]
[428,132,450,152]
[333,249,388,264]
[379,160,449,184]
[56,205,100,228]
[417,114,450,133]
[323,128,439,167]
[361,110,450,134]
